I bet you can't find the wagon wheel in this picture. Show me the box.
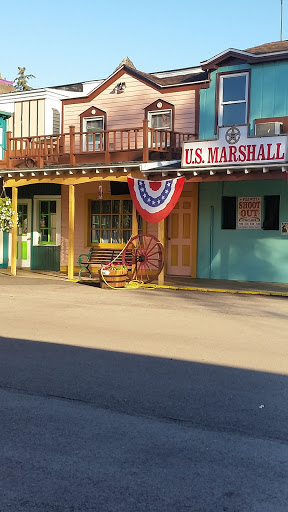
[122,234,164,284]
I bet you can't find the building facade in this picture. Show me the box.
[0,59,208,279]
[181,41,288,283]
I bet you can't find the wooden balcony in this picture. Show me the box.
[0,120,195,170]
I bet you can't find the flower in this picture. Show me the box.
[0,197,17,232]
[102,262,127,271]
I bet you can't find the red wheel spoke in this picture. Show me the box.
[144,236,153,254]
[146,261,160,270]
[146,250,160,258]
[146,242,158,256]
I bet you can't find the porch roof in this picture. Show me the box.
[142,161,288,180]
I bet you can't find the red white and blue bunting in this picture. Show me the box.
[127,176,185,223]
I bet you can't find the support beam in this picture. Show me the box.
[11,186,18,276]
[191,183,199,278]
[132,203,138,237]
[68,185,75,280]
[158,219,165,286]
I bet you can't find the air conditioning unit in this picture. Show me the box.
[255,121,283,137]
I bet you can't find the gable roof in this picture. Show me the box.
[62,64,209,104]
[201,40,288,70]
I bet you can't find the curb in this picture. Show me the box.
[141,283,288,297]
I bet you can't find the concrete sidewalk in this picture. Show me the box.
[1,268,288,297]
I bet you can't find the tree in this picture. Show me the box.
[14,67,35,92]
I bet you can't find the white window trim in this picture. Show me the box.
[33,196,61,246]
[147,109,172,130]
[218,72,249,127]
[83,116,105,152]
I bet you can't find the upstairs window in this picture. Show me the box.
[83,117,104,152]
[218,72,249,127]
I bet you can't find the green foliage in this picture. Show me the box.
[0,197,16,232]
[14,67,35,92]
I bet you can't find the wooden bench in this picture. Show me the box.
[78,247,124,280]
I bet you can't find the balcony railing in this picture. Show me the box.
[1,120,195,169]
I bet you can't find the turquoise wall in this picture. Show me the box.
[199,61,288,140]
[0,231,9,268]
[197,179,288,282]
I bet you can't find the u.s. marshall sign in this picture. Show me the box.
[181,126,288,168]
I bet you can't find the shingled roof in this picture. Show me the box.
[245,40,288,54]
[0,79,14,94]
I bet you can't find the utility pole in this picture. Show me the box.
[281,0,283,41]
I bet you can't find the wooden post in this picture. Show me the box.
[68,185,75,280]
[132,203,138,237]
[69,126,76,166]
[11,186,18,276]
[104,131,110,164]
[5,131,12,168]
[158,219,165,285]
[143,119,149,163]
[191,183,199,278]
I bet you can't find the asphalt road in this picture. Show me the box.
[0,276,288,511]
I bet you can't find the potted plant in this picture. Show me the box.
[99,262,128,289]
[0,197,16,232]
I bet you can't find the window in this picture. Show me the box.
[17,203,28,235]
[52,109,60,134]
[39,200,57,244]
[222,196,236,229]
[90,199,133,244]
[219,73,248,127]
[83,117,104,151]
[148,110,172,148]
[263,195,280,230]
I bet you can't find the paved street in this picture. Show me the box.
[1,275,288,511]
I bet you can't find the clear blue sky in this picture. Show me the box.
[1,0,287,89]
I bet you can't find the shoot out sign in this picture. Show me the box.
[238,197,261,229]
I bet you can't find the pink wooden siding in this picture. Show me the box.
[63,73,196,136]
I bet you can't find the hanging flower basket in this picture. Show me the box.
[0,197,16,232]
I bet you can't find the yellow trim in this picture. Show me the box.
[68,185,75,280]
[3,170,143,189]
[132,203,138,237]
[157,219,165,285]
[191,183,198,278]
[11,187,18,276]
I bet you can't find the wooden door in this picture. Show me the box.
[167,198,193,276]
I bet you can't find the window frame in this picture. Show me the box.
[82,116,105,152]
[217,71,249,128]
[33,196,61,246]
[88,196,133,248]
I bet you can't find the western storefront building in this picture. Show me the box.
[0,59,208,280]
[181,41,288,283]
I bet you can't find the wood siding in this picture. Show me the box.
[7,99,46,138]
[63,73,196,136]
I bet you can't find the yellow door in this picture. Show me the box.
[167,198,192,276]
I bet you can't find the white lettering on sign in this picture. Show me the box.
[238,197,261,229]
[181,126,288,168]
